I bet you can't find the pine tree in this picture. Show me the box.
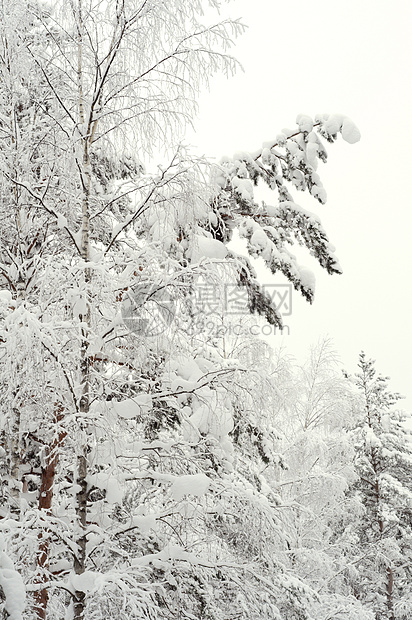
[344,353,412,620]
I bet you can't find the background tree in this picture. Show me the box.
[269,343,363,619]
[343,353,412,620]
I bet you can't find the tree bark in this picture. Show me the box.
[386,565,395,620]
[33,404,66,620]
[8,404,21,514]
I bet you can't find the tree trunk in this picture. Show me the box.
[8,404,21,514]
[73,182,92,620]
[72,2,92,616]
[33,405,66,620]
[386,565,395,620]
[73,225,91,620]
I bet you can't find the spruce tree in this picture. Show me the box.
[345,353,412,620]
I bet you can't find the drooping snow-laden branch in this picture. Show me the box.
[209,113,361,311]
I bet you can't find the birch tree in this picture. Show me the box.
[0,1,242,618]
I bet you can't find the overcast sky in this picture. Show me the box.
[188,0,412,408]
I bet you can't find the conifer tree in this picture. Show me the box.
[344,353,412,620]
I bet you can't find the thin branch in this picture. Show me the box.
[3,173,81,255]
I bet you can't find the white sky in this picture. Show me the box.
[188,0,412,408]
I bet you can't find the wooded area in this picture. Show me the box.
[0,1,410,619]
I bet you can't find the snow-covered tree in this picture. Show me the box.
[0,1,361,619]
[0,1,243,617]
[342,353,412,620]
[267,344,362,619]
[294,338,351,431]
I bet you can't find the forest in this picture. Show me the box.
[0,1,411,619]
